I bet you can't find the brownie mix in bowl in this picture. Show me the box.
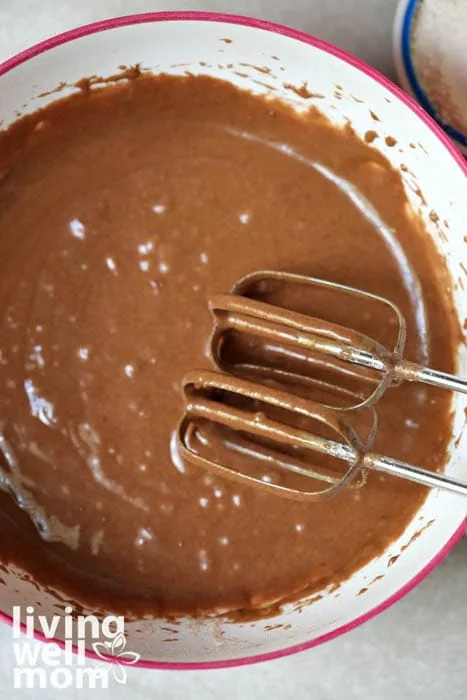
[0,72,456,618]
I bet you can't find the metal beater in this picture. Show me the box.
[177,271,467,500]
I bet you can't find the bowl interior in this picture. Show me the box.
[0,13,466,668]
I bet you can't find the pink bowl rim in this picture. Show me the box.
[0,10,466,671]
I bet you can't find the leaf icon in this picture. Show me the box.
[118,651,141,666]
[92,641,111,660]
[112,663,128,685]
[111,633,126,655]
[92,630,140,683]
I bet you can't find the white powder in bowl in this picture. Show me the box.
[411,0,467,133]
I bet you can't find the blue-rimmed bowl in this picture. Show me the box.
[393,0,467,155]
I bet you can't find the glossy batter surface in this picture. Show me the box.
[0,74,455,617]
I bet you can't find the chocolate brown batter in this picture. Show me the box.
[0,73,456,617]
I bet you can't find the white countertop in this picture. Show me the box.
[0,1,466,698]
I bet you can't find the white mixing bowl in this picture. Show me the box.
[0,12,466,669]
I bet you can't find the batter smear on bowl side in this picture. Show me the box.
[0,73,456,618]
